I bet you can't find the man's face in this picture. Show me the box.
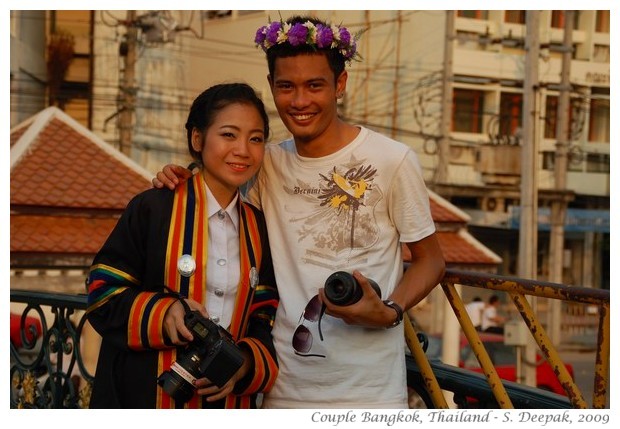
[268,53,347,148]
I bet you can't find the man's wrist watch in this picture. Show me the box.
[382,300,404,328]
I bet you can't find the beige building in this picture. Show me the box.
[10,10,609,289]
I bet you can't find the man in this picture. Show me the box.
[465,296,485,331]
[154,15,445,408]
[482,295,506,334]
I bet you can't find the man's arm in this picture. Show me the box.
[319,233,445,328]
[152,164,193,190]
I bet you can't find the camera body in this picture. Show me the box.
[157,310,244,404]
[324,271,381,306]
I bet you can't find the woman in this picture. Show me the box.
[86,83,278,408]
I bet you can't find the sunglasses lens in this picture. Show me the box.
[292,325,312,353]
[302,295,322,321]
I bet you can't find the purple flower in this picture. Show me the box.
[266,21,282,44]
[338,27,351,47]
[316,24,334,48]
[287,23,308,46]
[254,26,267,45]
[344,40,357,59]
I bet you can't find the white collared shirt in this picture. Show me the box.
[205,185,240,329]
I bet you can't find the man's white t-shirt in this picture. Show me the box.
[246,126,435,408]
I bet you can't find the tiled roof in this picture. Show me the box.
[11,108,152,210]
[9,107,501,268]
[435,230,501,265]
[402,229,501,266]
[10,107,152,260]
[11,214,118,254]
[429,191,469,223]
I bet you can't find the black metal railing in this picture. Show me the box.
[10,290,93,408]
[10,269,610,409]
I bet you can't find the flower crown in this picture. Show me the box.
[254,20,361,63]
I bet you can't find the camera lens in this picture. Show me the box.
[324,271,359,305]
[325,271,384,306]
[157,349,203,404]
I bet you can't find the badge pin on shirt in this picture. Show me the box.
[249,267,259,289]
[177,254,196,277]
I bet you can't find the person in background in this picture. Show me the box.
[482,294,506,334]
[465,296,485,331]
[87,83,279,408]
[153,15,445,408]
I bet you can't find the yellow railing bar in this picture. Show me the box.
[509,291,587,408]
[404,314,449,408]
[593,303,610,408]
[442,282,514,408]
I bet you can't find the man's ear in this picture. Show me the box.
[191,128,203,152]
[336,70,348,96]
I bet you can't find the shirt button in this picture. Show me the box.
[214,288,224,297]
[217,210,226,220]
[217,258,226,266]
[211,316,220,324]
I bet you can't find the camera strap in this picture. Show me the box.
[161,285,192,313]
[239,205,257,270]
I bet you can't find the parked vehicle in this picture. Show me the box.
[10,312,42,348]
[424,332,574,396]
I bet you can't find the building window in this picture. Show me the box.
[49,10,93,128]
[592,45,610,63]
[586,153,610,173]
[499,93,522,137]
[204,10,232,19]
[544,95,579,139]
[505,11,526,24]
[595,10,610,33]
[551,11,580,29]
[457,11,489,20]
[588,96,610,143]
[452,89,484,133]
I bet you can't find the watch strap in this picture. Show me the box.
[382,300,404,328]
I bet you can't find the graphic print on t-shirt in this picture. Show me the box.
[284,158,381,269]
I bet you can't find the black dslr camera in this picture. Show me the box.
[324,271,381,306]
[157,303,245,404]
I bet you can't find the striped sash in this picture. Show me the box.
[156,172,263,409]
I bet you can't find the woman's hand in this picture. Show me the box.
[163,298,209,345]
[195,349,252,402]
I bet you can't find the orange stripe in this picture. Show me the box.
[128,293,151,348]
[244,205,263,264]
[167,184,187,292]
[157,350,175,408]
[191,174,207,304]
[245,340,266,393]
[147,299,171,348]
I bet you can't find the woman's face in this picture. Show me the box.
[191,102,266,207]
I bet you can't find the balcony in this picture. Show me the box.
[10,269,609,409]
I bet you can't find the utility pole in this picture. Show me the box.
[519,10,540,388]
[436,10,454,184]
[118,10,138,157]
[548,11,574,345]
[390,11,402,140]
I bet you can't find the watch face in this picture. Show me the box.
[177,254,196,277]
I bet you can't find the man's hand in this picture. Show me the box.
[152,164,192,190]
[195,349,252,402]
[318,270,397,328]
[163,298,209,345]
